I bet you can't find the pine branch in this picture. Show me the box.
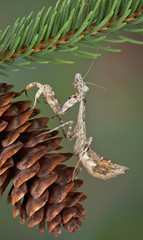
[0,0,143,77]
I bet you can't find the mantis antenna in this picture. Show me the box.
[82,58,107,91]
[83,59,95,80]
[85,82,107,92]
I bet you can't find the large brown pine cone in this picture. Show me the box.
[0,82,87,237]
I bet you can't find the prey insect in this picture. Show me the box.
[25,74,128,180]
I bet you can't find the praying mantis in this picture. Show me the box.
[25,73,128,180]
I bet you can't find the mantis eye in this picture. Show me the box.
[72,79,79,88]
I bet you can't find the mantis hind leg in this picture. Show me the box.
[72,137,93,180]
[83,137,93,152]
[72,159,82,181]
[37,120,73,138]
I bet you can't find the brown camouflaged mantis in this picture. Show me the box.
[25,73,128,180]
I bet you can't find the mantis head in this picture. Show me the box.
[73,73,89,92]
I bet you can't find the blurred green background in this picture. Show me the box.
[0,1,143,240]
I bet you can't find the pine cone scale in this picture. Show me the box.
[0,157,14,175]
[26,188,49,217]
[45,202,65,221]
[13,162,40,188]
[0,141,23,167]
[4,109,33,131]
[0,103,11,117]
[0,120,8,131]
[11,182,27,205]
[29,171,58,198]
[28,207,44,228]
[13,200,21,218]
[16,146,48,170]
[48,182,74,204]
[47,214,61,233]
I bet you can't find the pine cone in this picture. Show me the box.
[0,82,87,237]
